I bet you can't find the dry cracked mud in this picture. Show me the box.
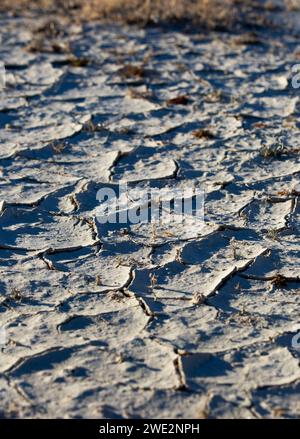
[1,3,300,419]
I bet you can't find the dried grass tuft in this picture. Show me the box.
[0,0,238,28]
[1,1,295,29]
[83,0,235,27]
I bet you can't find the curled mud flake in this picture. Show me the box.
[233,32,262,46]
[119,64,145,79]
[192,129,215,140]
[191,292,206,305]
[166,95,190,106]
[271,274,288,289]
[67,56,90,68]
[126,88,154,101]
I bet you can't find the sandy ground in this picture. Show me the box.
[1,2,300,419]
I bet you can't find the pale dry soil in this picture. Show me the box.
[0,4,300,419]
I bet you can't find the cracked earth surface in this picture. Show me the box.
[1,6,300,419]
